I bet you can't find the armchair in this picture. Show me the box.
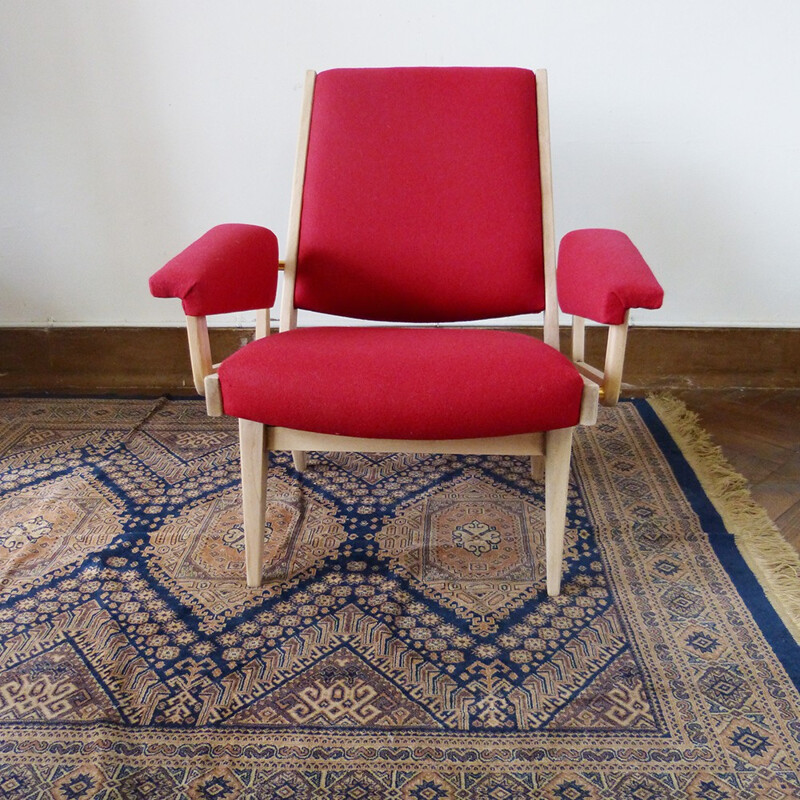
[150,68,663,596]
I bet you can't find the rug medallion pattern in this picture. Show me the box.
[0,398,798,798]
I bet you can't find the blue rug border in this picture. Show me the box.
[633,397,800,690]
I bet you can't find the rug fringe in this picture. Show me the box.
[648,393,800,644]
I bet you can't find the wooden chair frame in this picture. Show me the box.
[181,69,629,596]
[571,311,631,407]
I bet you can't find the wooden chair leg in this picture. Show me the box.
[530,455,544,483]
[239,418,268,588]
[292,451,307,472]
[544,426,575,596]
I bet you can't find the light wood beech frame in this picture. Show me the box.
[186,315,213,395]
[203,68,601,597]
[536,70,560,353]
[571,309,630,406]
[186,307,270,400]
[279,70,316,335]
[214,375,595,595]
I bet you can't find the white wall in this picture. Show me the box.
[1,0,799,328]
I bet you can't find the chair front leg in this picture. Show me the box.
[544,426,575,596]
[239,418,268,587]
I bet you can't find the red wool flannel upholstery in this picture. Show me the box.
[149,224,278,316]
[557,229,663,325]
[295,68,546,323]
[218,328,584,439]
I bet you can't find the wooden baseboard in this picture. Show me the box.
[1,326,798,396]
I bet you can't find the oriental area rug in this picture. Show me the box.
[0,396,799,799]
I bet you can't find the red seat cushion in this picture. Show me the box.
[217,328,583,439]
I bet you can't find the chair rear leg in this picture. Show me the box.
[545,427,575,596]
[292,451,307,472]
[530,455,544,483]
[239,418,268,587]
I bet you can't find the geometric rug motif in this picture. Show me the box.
[0,397,798,798]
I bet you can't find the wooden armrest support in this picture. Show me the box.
[185,308,270,399]
[186,315,213,395]
[579,374,600,425]
[204,373,223,416]
[572,310,630,407]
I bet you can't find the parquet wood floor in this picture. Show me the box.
[672,389,800,555]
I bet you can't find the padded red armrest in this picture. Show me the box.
[557,229,663,325]
[149,224,279,316]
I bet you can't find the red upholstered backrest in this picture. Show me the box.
[295,68,546,323]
